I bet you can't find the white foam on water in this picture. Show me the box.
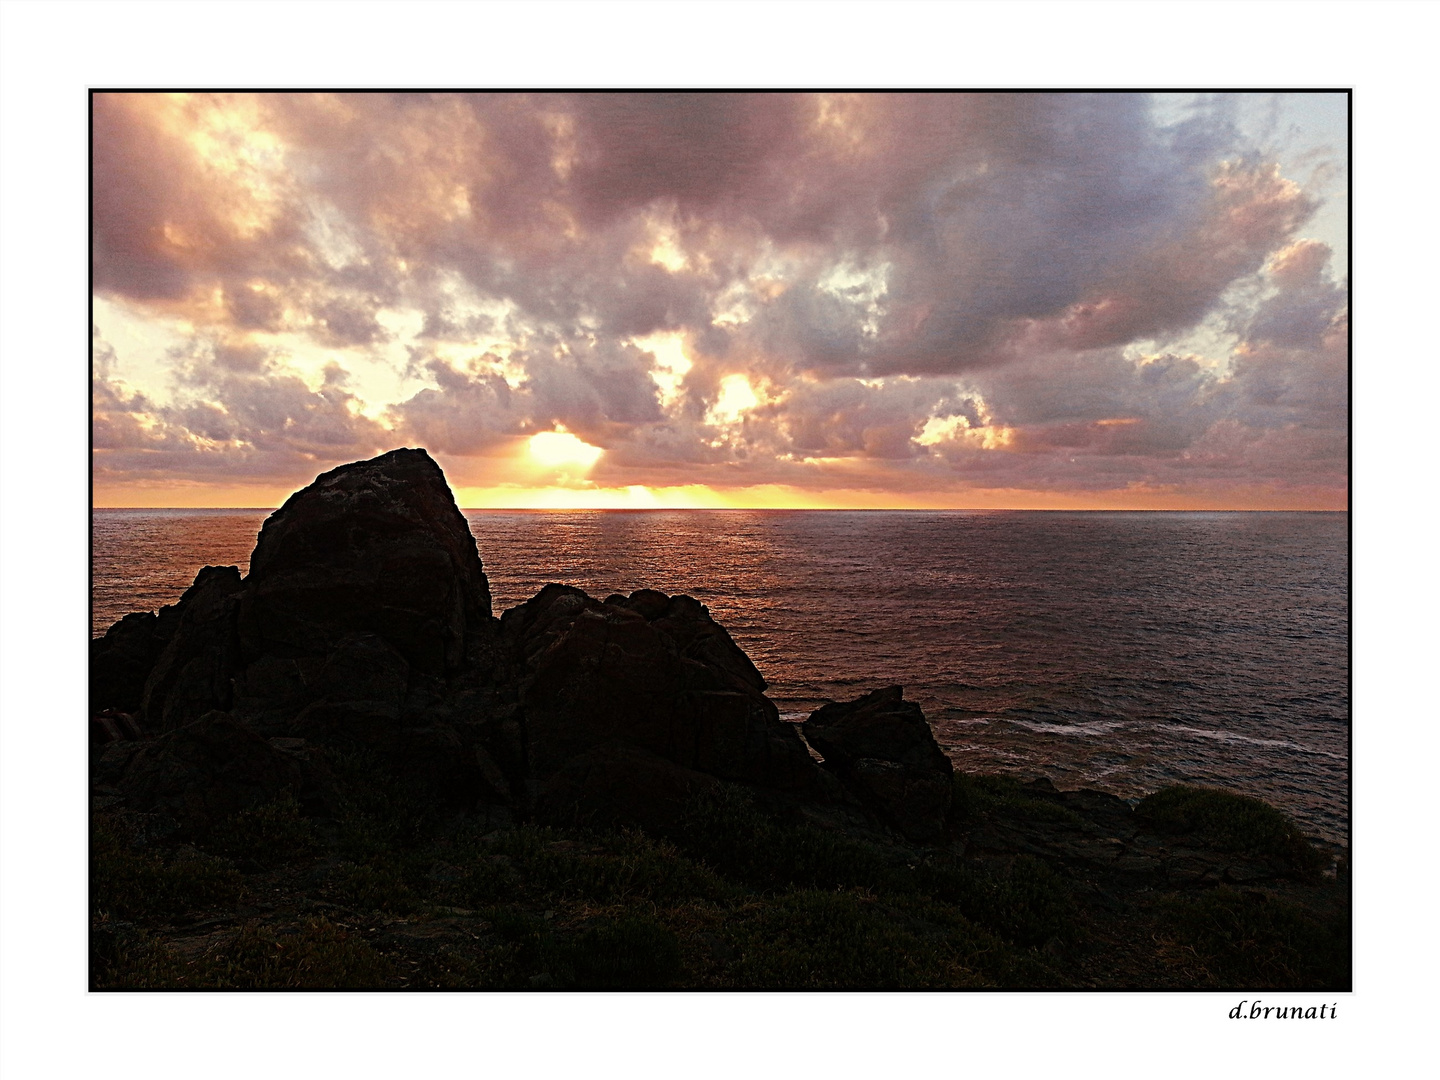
[1004,718,1128,738]
[1160,723,1346,760]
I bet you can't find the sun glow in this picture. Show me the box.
[631,331,693,409]
[453,481,1289,511]
[527,429,603,471]
[707,374,760,425]
[914,393,1015,452]
[455,483,945,510]
[459,484,722,509]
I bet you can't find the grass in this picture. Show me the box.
[193,919,397,989]
[91,920,192,988]
[430,906,684,989]
[913,854,1077,947]
[464,825,728,904]
[326,860,418,913]
[555,914,684,988]
[91,765,1345,990]
[205,791,318,868]
[663,784,899,892]
[1155,886,1351,989]
[92,814,244,924]
[93,917,397,989]
[1134,786,1327,873]
[951,773,1082,825]
[721,889,991,989]
[326,747,448,858]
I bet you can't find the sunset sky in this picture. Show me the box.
[91,92,1348,509]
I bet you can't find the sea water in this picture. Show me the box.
[92,509,1349,844]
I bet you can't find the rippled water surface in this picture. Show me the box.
[92,509,1349,843]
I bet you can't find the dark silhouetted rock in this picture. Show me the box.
[91,607,179,714]
[804,686,952,774]
[504,585,827,801]
[803,687,953,842]
[234,631,413,733]
[238,448,491,677]
[843,759,952,844]
[141,566,245,732]
[291,696,481,805]
[90,711,145,745]
[647,593,768,696]
[114,711,303,834]
[93,451,972,843]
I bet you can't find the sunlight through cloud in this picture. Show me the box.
[528,429,603,471]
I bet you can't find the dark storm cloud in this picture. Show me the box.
[521,339,665,434]
[563,93,809,227]
[92,92,1346,500]
[1222,248,1348,468]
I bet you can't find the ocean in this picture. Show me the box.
[91,508,1350,844]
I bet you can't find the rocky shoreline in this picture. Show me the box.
[91,448,1349,989]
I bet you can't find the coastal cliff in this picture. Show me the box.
[91,449,1349,990]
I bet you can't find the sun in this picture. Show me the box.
[528,429,603,471]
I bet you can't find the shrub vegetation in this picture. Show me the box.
[91,764,1346,990]
[1135,785,1326,873]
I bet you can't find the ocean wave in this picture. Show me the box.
[1002,718,1129,738]
[1160,723,1347,761]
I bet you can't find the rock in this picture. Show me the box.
[845,758,953,844]
[238,448,491,677]
[234,632,412,731]
[802,687,953,842]
[504,585,826,801]
[93,740,145,788]
[643,592,767,696]
[803,686,952,774]
[534,743,722,832]
[92,451,955,839]
[1058,788,1136,838]
[141,566,245,732]
[289,697,481,807]
[91,607,179,713]
[114,711,303,834]
[90,711,145,746]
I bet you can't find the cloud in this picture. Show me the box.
[91,92,1347,504]
[92,327,391,486]
[1241,239,1348,350]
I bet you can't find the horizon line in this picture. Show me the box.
[92,504,1350,513]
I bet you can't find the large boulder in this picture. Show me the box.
[91,450,504,816]
[504,585,828,815]
[238,448,491,677]
[232,630,414,734]
[90,606,180,715]
[534,744,723,833]
[803,686,953,843]
[96,450,964,842]
[140,565,245,732]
